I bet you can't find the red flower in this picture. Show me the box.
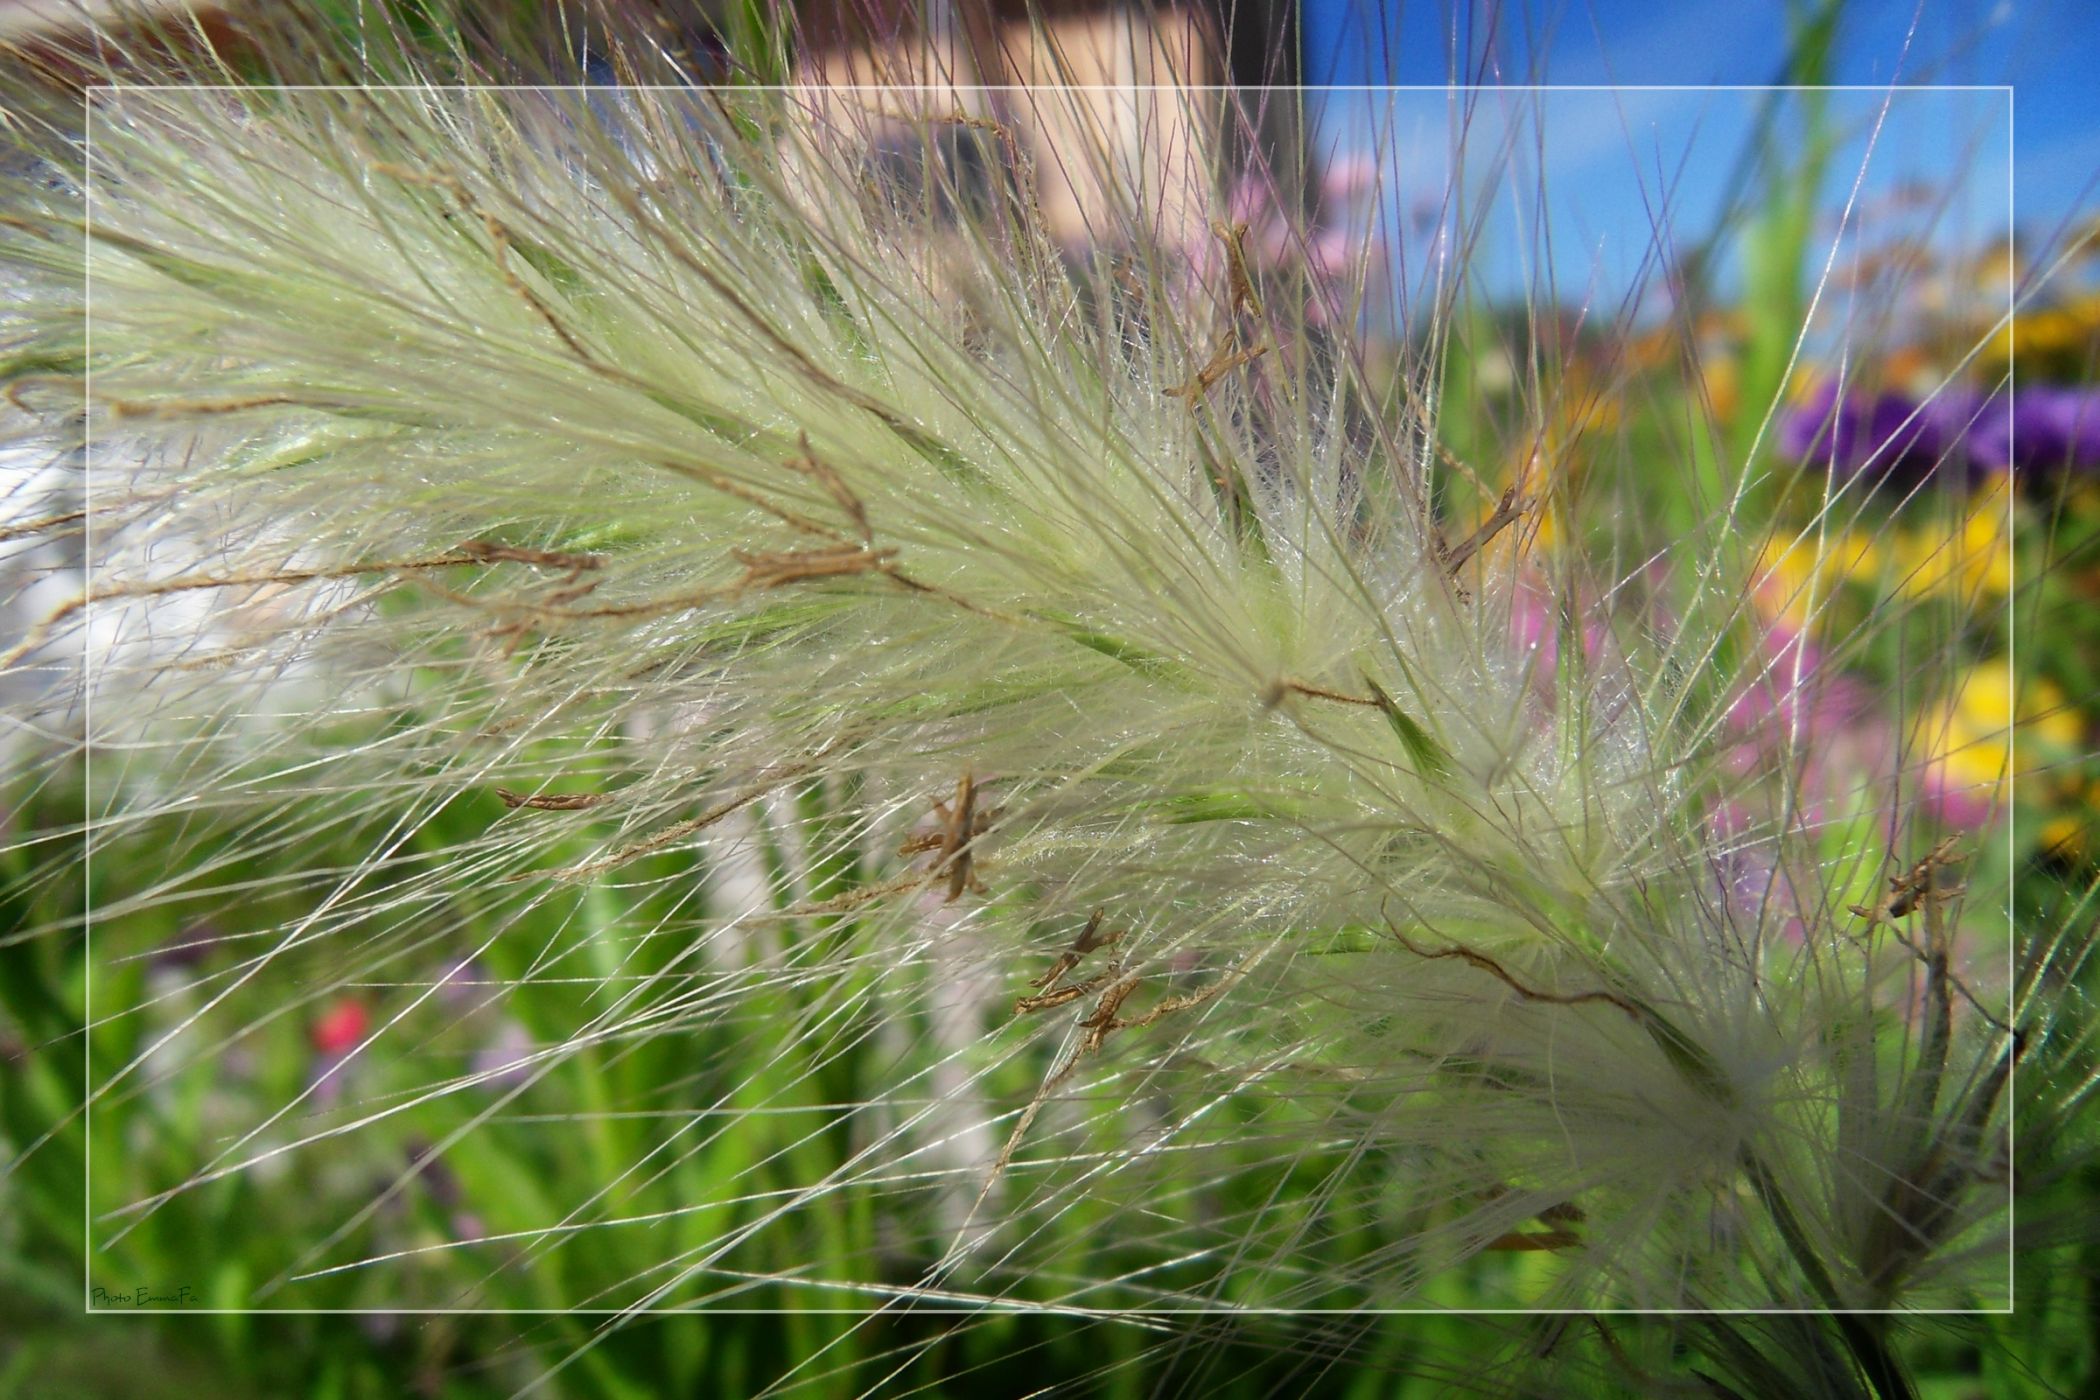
[310,997,370,1056]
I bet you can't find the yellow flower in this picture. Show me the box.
[1701,355,1739,424]
[1928,667,2085,821]
[2019,681,2086,755]
[1893,497,2012,602]
[1954,664,2014,733]
[1753,530,1882,628]
[2038,778,2100,864]
[1981,289,2100,372]
[1952,665,2079,745]
[2038,811,2087,861]
[1931,714,2006,794]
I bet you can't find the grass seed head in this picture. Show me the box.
[0,3,2074,1377]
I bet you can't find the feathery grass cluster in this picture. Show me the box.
[1,5,2091,1397]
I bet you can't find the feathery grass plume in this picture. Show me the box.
[0,2,2090,1396]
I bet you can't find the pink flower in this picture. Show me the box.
[1184,159,1385,328]
[1725,625,1870,746]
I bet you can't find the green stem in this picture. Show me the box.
[1742,1151,1916,1400]
[1637,999,1915,1400]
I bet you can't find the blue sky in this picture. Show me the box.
[1285,0,2091,316]
[1299,0,2097,256]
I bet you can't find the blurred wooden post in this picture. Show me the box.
[792,2,1308,252]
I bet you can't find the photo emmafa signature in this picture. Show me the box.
[90,1284,195,1308]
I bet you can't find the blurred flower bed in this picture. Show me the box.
[1763,222,2099,865]
[1451,214,2098,885]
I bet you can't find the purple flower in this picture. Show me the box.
[1779,381,1984,482]
[1966,385,2100,474]
[1707,829,1808,946]
[308,1048,357,1108]
[151,920,228,971]
[1783,381,2100,482]
[470,1018,537,1089]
